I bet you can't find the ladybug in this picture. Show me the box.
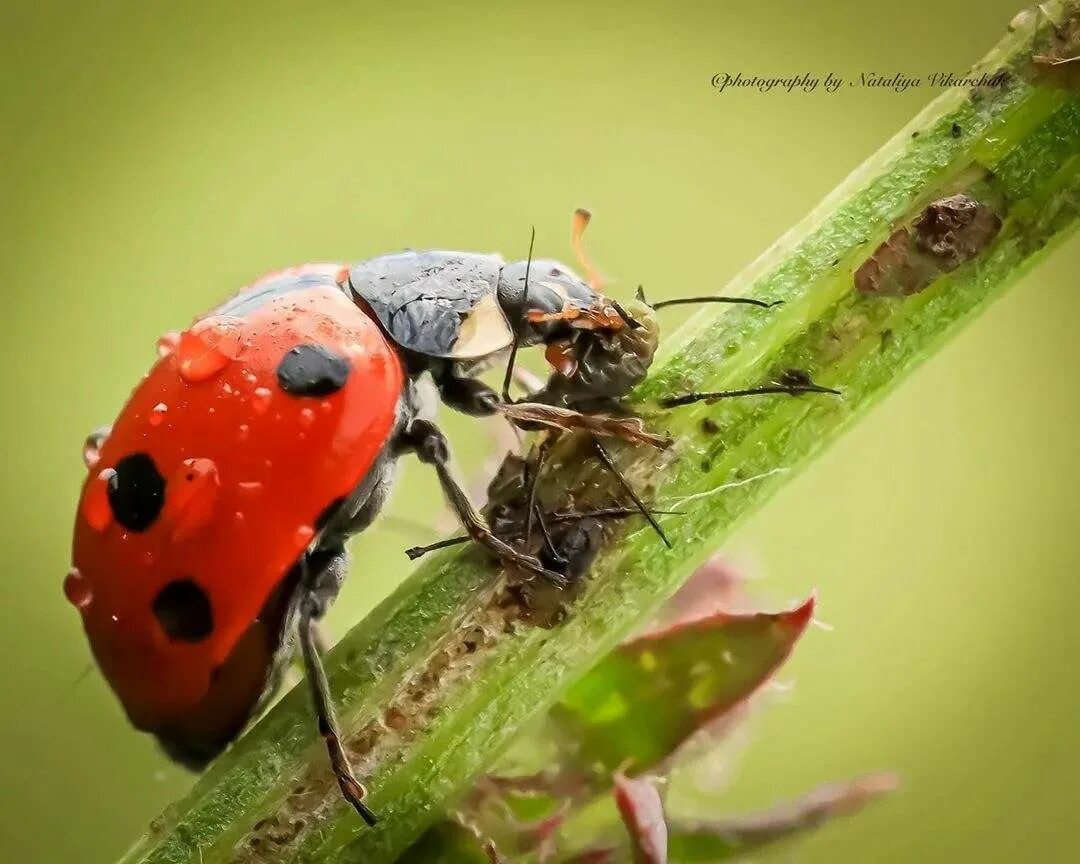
[67,212,825,827]
[67,230,661,825]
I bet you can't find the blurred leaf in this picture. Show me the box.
[551,596,816,779]
[557,851,616,864]
[646,555,746,629]
[397,819,497,864]
[666,773,899,863]
[614,774,668,864]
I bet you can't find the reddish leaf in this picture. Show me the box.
[666,773,898,862]
[552,596,815,779]
[614,774,668,864]
[646,555,746,630]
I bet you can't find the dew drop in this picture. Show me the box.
[163,458,220,543]
[237,423,250,443]
[82,429,108,469]
[251,387,273,415]
[298,408,315,430]
[242,371,258,385]
[63,567,93,609]
[295,525,315,546]
[319,400,333,414]
[233,511,245,524]
[238,480,263,496]
[176,317,244,383]
[83,468,116,532]
[156,331,181,358]
[222,381,234,396]
[82,444,100,470]
[149,402,168,426]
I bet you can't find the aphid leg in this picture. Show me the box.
[404,505,682,561]
[637,284,782,310]
[297,557,377,827]
[533,503,568,567]
[522,434,555,543]
[591,436,671,548]
[403,418,568,585]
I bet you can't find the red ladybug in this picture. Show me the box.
[67,214,813,826]
[68,246,650,825]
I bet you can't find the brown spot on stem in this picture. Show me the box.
[855,193,1002,297]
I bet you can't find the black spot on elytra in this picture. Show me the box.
[108,453,165,531]
[153,579,213,642]
[276,344,350,397]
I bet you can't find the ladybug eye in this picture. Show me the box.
[153,579,213,642]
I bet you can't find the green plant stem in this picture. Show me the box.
[122,6,1080,863]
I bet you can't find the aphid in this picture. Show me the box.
[67,212,825,826]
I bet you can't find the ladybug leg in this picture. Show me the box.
[436,374,500,417]
[298,553,379,827]
[400,418,569,586]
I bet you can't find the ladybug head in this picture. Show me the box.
[496,209,659,404]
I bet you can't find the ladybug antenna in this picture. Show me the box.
[572,207,605,291]
[501,225,536,403]
[636,284,783,311]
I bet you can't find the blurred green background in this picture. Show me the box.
[3,1,1078,861]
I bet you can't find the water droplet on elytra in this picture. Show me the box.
[63,567,93,609]
[295,525,315,546]
[83,468,116,532]
[238,480,263,495]
[237,423,250,442]
[176,317,243,383]
[164,458,220,543]
[252,387,273,415]
[82,431,107,469]
[298,408,315,429]
[156,331,181,358]
[149,403,168,426]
